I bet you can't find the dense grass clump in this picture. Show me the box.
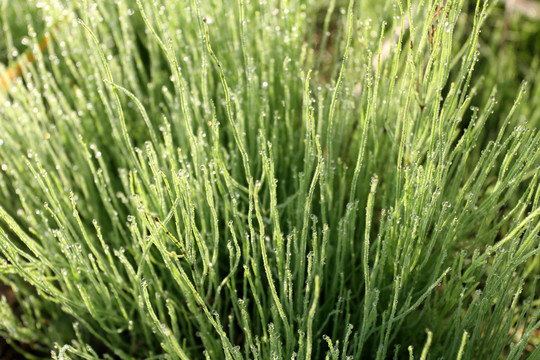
[0,0,539,358]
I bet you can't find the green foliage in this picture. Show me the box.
[0,0,539,359]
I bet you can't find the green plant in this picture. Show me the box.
[0,0,539,359]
